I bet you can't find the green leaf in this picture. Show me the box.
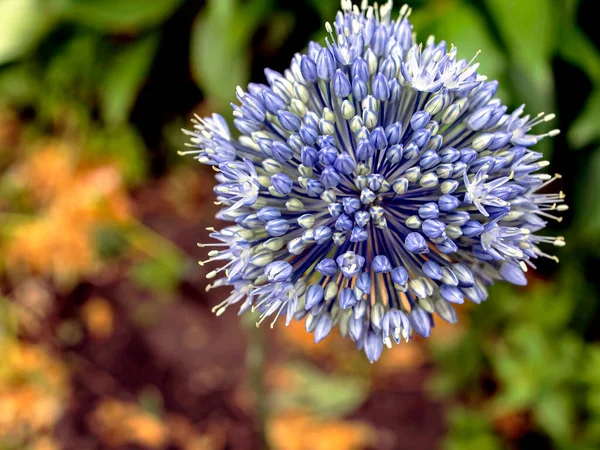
[433,3,509,102]
[586,387,600,416]
[563,0,581,24]
[125,224,188,294]
[484,0,556,156]
[428,335,486,397]
[130,258,183,294]
[443,407,504,450]
[484,0,557,62]
[0,64,41,107]
[271,362,368,419]
[63,0,184,32]
[509,69,554,120]
[555,0,600,84]
[534,391,575,442]
[191,10,247,109]
[573,147,600,247]
[100,35,159,126]
[580,346,600,388]
[558,26,600,83]
[584,417,600,445]
[0,0,58,65]
[190,0,271,110]
[45,32,98,83]
[569,89,600,148]
[493,364,538,410]
[445,434,503,450]
[505,282,574,332]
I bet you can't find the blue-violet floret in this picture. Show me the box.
[182,0,567,362]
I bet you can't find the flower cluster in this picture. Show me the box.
[182,0,566,362]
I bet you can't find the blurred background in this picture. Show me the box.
[0,0,599,449]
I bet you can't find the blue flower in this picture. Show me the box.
[185,0,567,362]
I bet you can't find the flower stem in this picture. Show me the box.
[243,317,270,449]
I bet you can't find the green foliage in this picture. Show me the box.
[484,0,556,113]
[270,362,369,419]
[191,0,272,111]
[126,226,188,295]
[574,149,600,253]
[0,0,60,65]
[100,35,159,126]
[62,0,184,32]
[409,2,600,447]
[430,266,600,448]
[569,89,600,149]
[429,333,485,398]
[0,0,169,187]
[443,408,504,450]
[130,258,184,295]
[558,26,600,84]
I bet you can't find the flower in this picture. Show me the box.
[269,411,375,450]
[5,142,131,287]
[183,0,567,362]
[91,398,168,448]
[0,341,69,443]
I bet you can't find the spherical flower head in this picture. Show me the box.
[183,0,567,362]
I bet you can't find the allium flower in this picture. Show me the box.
[182,0,567,362]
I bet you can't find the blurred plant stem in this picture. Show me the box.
[243,315,270,450]
[124,221,187,262]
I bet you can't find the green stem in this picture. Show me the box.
[123,221,188,262]
[243,317,270,449]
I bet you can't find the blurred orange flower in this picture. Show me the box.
[7,216,96,286]
[165,415,226,450]
[91,398,225,450]
[81,297,114,341]
[375,341,426,373]
[5,142,131,286]
[269,412,374,450]
[30,437,61,450]
[0,341,69,444]
[91,398,168,449]
[13,142,75,205]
